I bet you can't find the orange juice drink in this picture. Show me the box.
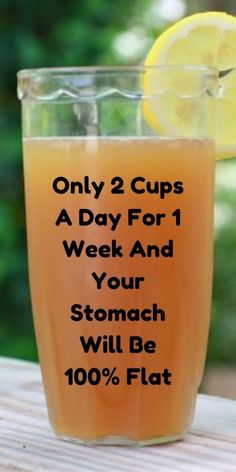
[23,136,214,443]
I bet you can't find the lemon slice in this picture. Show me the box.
[143,12,236,159]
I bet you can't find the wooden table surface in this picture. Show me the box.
[0,357,236,471]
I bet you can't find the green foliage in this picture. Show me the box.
[0,0,153,361]
[208,160,236,365]
[0,0,236,368]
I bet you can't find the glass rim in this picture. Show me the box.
[17,64,218,79]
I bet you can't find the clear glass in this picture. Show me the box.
[17,66,217,445]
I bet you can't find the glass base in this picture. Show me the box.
[55,431,186,446]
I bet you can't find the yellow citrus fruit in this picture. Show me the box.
[143,12,236,159]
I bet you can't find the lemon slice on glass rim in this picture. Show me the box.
[143,11,236,160]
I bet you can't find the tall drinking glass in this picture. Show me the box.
[17,66,217,445]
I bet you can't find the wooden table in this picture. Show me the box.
[0,357,236,471]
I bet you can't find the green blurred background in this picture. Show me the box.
[0,0,236,392]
